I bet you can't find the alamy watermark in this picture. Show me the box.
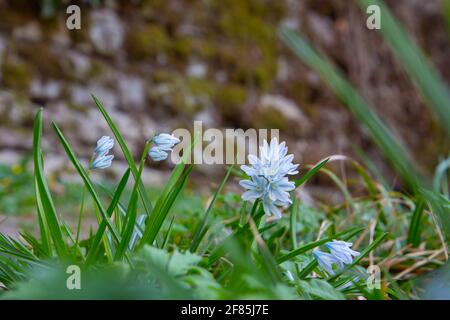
[169,121,279,165]
[366,265,381,290]
[66,5,81,30]
[366,5,381,30]
[66,265,81,290]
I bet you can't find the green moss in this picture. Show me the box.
[2,62,32,90]
[149,73,214,116]
[252,107,288,131]
[126,24,170,61]
[213,84,246,122]
[85,60,107,81]
[169,36,192,62]
[16,43,64,79]
[151,69,177,83]
[0,7,37,31]
[207,0,281,90]
[188,78,216,96]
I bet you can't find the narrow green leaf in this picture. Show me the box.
[33,109,68,258]
[115,141,151,260]
[295,158,329,187]
[86,168,131,264]
[190,164,234,252]
[280,27,422,190]
[407,198,425,247]
[289,197,299,249]
[51,122,121,244]
[139,135,198,247]
[34,178,51,256]
[358,0,450,138]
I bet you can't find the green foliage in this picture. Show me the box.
[1,98,420,299]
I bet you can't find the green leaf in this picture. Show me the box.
[33,109,68,258]
[51,122,121,244]
[134,246,201,277]
[297,279,345,300]
[407,198,425,247]
[115,141,151,260]
[190,164,234,252]
[279,27,422,190]
[139,135,198,247]
[86,168,131,265]
[295,158,329,187]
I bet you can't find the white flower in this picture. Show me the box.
[241,138,299,180]
[149,147,169,162]
[240,175,295,218]
[91,136,114,169]
[313,240,360,276]
[152,133,180,150]
[325,240,360,265]
[149,133,180,161]
[239,138,298,218]
[313,249,343,275]
[94,136,114,155]
[91,154,114,169]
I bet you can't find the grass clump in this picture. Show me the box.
[0,95,446,299]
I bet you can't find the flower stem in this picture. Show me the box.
[75,163,91,246]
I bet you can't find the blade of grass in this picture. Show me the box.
[161,216,175,249]
[279,27,422,190]
[289,197,299,249]
[33,109,68,258]
[51,122,121,244]
[138,135,198,248]
[114,141,151,260]
[190,164,234,252]
[248,218,282,283]
[357,0,450,138]
[86,168,130,265]
[444,0,450,33]
[34,178,51,256]
[96,183,146,238]
[295,158,329,187]
[407,198,425,247]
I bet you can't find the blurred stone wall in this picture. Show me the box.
[0,0,449,185]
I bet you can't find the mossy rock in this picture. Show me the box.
[0,10,35,32]
[1,62,32,90]
[126,24,170,61]
[252,107,288,131]
[169,36,192,63]
[208,0,279,90]
[16,43,65,79]
[151,69,177,83]
[149,74,214,117]
[213,84,246,122]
